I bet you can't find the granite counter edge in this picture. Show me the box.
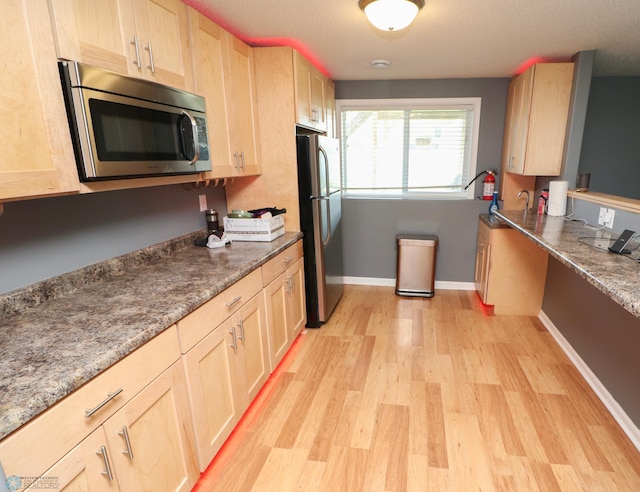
[494,212,640,318]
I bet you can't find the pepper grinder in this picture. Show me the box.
[205,209,219,234]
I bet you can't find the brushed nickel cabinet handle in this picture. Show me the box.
[85,388,123,418]
[130,36,141,69]
[229,326,238,350]
[225,295,242,308]
[145,42,155,73]
[283,256,294,264]
[96,446,114,481]
[237,320,245,342]
[118,426,134,460]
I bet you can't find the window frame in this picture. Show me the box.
[336,97,482,200]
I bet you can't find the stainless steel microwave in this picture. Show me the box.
[59,61,211,181]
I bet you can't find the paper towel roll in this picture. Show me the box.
[547,180,569,216]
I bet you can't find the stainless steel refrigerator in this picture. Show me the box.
[296,134,344,327]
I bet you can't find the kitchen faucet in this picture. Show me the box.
[517,189,530,210]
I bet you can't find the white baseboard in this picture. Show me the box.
[538,311,640,452]
[342,277,475,291]
[344,277,396,287]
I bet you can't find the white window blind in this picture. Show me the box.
[338,98,481,199]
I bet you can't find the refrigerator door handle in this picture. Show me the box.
[319,146,331,197]
[313,196,332,246]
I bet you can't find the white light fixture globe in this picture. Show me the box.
[359,0,425,31]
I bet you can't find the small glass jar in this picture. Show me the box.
[205,209,219,234]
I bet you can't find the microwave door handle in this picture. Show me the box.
[179,111,200,165]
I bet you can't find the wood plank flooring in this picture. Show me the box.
[193,286,640,491]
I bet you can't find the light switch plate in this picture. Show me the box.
[598,207,607,226]
[605,208,615,228]
[199,194,207,212]
[598,207,615,228]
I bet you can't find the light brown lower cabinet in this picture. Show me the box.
[40,360,198,492]
[183,316,241,471]
[475,219,548,315]
[0,242,305,488]
[101,361,198,492]
[181,278,274,471]
[40,427,117,491]
[263,257,306,371]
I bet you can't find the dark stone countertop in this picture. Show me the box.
[0,231,302,440]
[496,210,640,319]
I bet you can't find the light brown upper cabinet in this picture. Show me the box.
[188,8,260,178]
[49,0,194,92]
[501,62,574,176]
[325,79,337,138]
[0,0,79,202]
[294,51,329,132]
[222,35,261,176]
[226,47,336,230]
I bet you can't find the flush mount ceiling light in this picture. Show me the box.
[359,0,425,31]
[371,59,391,69]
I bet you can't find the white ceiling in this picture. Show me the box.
[186,0,640,80]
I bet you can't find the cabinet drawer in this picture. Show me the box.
[261,240,303,287]
[177,268,263,353]
[0,325,181,479]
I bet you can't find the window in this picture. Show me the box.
[338,98,481,199]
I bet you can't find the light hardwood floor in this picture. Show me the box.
[193,285,640,491]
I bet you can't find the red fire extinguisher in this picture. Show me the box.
[482,171,496,200]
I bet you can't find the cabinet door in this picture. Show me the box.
[42,427,118,491]
[0,0,79,201]
[48,0,135,75]
[293,52,327,131]
[233,294,269,407]
[325,79,336,138]
[294,52,313,128]
[523,63,574,176]
[310,68,326,131]
[183,318,242,471]
[264,272,291,372]
[474,224,491,304]
[287,258,306,338]
[224,34,261,176]
[132,0,194,91]
[104,361,198,492]
[510,68,534,174]
[188,9,234,178]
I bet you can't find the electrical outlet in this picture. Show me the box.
[199,194,207,212]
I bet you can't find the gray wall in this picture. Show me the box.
[578,76,640,199]
[0,185,227,295]
[336,78,510,282]
[542,256,640,426]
